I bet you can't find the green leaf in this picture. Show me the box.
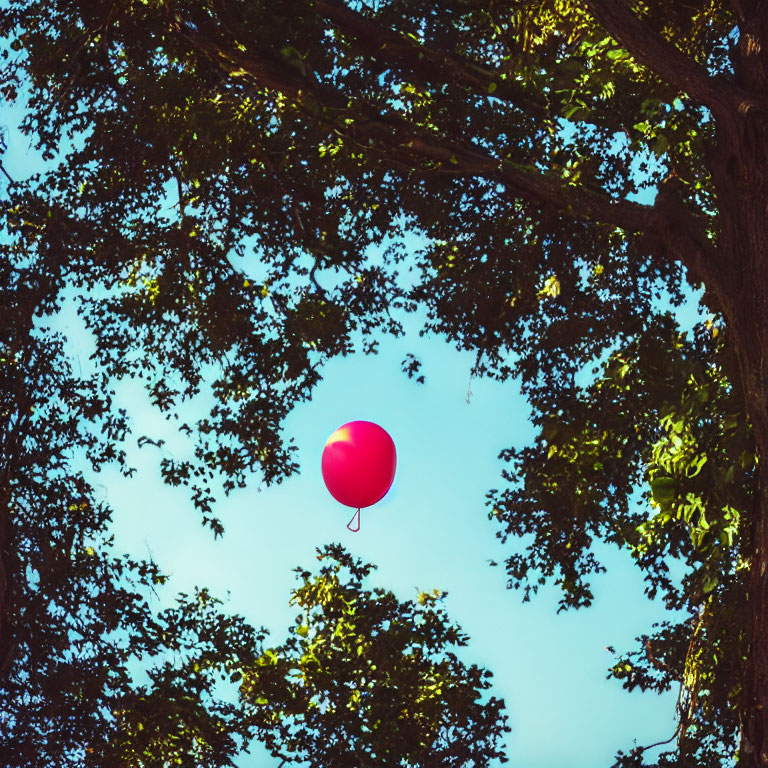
[651,135,669,157]
[650,476,675,505]
[686,454,707,478]
[547,444,558,459]
[564,105,587,121]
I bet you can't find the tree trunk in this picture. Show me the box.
[728,219,768,765]
[703,11,768,759]
[736,302,768,766]
[742,476,768,765]
[713,97,768,765]
[736,330,768,765]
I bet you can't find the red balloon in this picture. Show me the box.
[321,421,397,509]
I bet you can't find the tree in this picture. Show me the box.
[0,233,264,767]
[1,0,766,764]
[0,210,508,764]
[240,544,509,767]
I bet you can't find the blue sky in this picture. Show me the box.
[58,297,688,767]
[2,96,700,767]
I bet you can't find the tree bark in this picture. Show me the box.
[736,324,768,766]
[742,475,768,766]
[736,298,768,765]
[696,8,768,761]
[712,102,768,768]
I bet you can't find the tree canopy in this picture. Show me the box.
[241,545,509,767]
[0,281,264,767]
[2,0,768,765]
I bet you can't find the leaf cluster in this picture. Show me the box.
[240,544,510,767]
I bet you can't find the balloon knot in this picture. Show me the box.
[347,508,361,532]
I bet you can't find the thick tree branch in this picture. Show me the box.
[585,0,763,118]
[311,0,548,120]
[402,134,653,231]
[399,133,727,300]
[206,0,553,125]
[171,5,725,317]
[171,9,649,230]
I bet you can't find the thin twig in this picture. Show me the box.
[0,161,14,185]
[143,539,160,601]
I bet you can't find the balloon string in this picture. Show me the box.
[347,508,361,533]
